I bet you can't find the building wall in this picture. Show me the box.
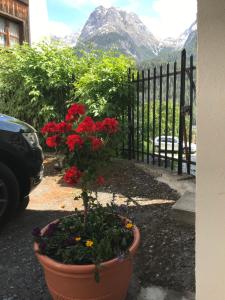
[196,0,225,299]
[0,0,29,43]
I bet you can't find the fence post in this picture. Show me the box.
[141,70,145,162]
[136,71,140,161]
[152,67,156,165]
[178,49,186,174]
[128,68,132,160]
[132,73,135,159]
[188,55,194,174]
[147,69,150,164]
[165,63,170,168]
[158,65,163,166]
[171,61,177,171]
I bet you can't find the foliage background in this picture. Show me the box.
[0,43,134,130]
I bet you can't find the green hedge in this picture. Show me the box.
[0,43,134,130]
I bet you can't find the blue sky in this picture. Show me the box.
[46,0,197,39]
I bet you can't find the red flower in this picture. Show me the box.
[56,121,72,133]
[66,103,86,122]
[41,121,72,135]
[46,135,60,148]
[101,118,119,134]
[66,134,84,152]
[76,116,96,133]
[89,136,103,151]
[64,166,82,185]
[96,176,105,186]
[95,121,103,132]
[41,121,58,135]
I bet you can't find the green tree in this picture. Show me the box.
[0,44,134,131]
[73,49,134,117]
[0,42,77,128]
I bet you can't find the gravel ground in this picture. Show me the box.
[0,158,195,299]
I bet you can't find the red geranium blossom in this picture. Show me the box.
[41,121,58,134]
[96,176,105,186]
[66,103,86,122]
[64,166,82,185]
[66,134,84,152]
[56,121,72,133]
[41,103,120,191]
[89,137,103,151]
[76,116,96,133]
[101,118,119,134]
[63,166,82,184]
[46,135,60,148]
[95,121,103,132]
[41,121,72,135]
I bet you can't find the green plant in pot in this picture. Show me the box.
[33,103,140,300]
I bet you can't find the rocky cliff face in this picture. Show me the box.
[77,6,159,61]
[53,6,197,63]
[153,21,197,64]
[183,21,197,57]
[51,32,80,47]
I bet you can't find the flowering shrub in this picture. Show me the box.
[41,103,119,201]
[33,103,134,277]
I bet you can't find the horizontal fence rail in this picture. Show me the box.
[123,49,197,176]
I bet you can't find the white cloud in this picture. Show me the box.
[120,0,140,13]
[30,0,50,43]
[49,21,73,37]
[59,0,141,11]
[140,0,197,39]
[60,0,117,8]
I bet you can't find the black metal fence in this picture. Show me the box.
[123,49,196,175]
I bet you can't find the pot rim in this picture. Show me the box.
[34,216,140,274]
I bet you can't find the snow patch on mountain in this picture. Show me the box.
[51,6,197,61]
[159,20,197,51]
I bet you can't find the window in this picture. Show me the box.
[0,16,21,47]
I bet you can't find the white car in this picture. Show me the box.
[154,136,196,153]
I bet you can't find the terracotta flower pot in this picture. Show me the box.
[34,218,140,300]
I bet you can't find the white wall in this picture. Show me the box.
[29,0,49,44]
[197,0,225,299]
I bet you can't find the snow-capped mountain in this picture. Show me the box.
[174,20,197,50]
[149,20,197,64]
[158,21,197,51]
[77,6,159,61]
[51,32,80,47]
[183,21,197,55]
[52,6,197,62]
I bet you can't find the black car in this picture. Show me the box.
[0,114,44,225]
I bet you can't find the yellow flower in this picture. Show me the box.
[125,223,133,229]
[86,240,94,247]
[75,236,81,242]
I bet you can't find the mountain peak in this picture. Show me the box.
[52,6,197,63]
[95,5,106,10]
[78,5,159,61]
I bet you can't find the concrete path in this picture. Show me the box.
[172,191,195,225]
[135,162,196,226]
[137,286,195,300]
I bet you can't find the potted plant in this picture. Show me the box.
[33,103,140,300]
